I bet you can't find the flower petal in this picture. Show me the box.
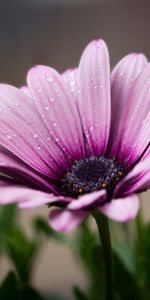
[109,62,150,166]
[49,208,88,232]
[67,189,106,210]
[62,68,79,101]
[27,65,85,160]
[0,181,62,207]
[99,195,140,222]
[19,194,68,209]
[114,157,150,197]
[78,39,111,156]
[20,86,32,99]
[0,84,70,179]
[0,147,57,193]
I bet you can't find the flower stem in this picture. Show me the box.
[92,209,115,300]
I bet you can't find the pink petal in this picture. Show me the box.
[19,194,68,209]
[67,189,106,210]
[0,182,60,207]
[62,68,79,101]
[0,147,57,193]
[78,39,111,156]
[114,157,150,197]
[20,86,32,99]
[27,65,85,160]
[99,195,140,222]
[49,208,88,232]
[108,53,147,156]
[0,84,71,179]
[141,144,150,160]
[109,61,150,167]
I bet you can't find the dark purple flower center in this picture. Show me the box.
[61,156,124,198]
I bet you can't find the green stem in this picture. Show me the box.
[92,209,115,300]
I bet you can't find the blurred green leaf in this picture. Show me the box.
[20,286,43,300]
[0,205,18,247]
[114,252,142,300]
[0,271,20,300]
[135,214,150,299]
[75,220,105,300]
[73,286,89,300]
[5,228,38,283]
[33,217,75,245]
[110,221,135,274]
[44,293,67,300]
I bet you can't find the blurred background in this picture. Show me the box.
[0,0,150,299]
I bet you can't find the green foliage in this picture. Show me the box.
[33,217,74,245]
[73,286,89,300]
[1,204,150,300]
[0,271,20,300]
[0,205,70,300]
[135,215,150,300]
[73,217,149,300]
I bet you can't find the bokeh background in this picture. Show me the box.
[0,0,150,299]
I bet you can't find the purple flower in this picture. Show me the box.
[0,39,149,232]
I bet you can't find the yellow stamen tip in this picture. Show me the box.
[73,160,78,164]
[118,171,123,177]
[75,187,84,194]
[101,182,107,188]
[78,188,84,193]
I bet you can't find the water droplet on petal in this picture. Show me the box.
[85,130,89,138]
[90,126,94,131]
[47,77,54,83]
[36,144,41,150]
[44,105,49,111]
[33,133,38,139]
[50,97,55,103]
[46,136,51,141]
[52,122,57,127]
[70,80,76,86]
[6,134,12,139]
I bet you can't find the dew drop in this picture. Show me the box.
[47,77,54,83]
[85,130,89,138]
[46,136,51,141]
[50,97,55,103]
[33,133,38,139]
[70,80,76,86]
[36,144,41,150]
[52,122,57,127]
[44,105,49,111]
[90,126,94,131]
[6,134,12,139]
